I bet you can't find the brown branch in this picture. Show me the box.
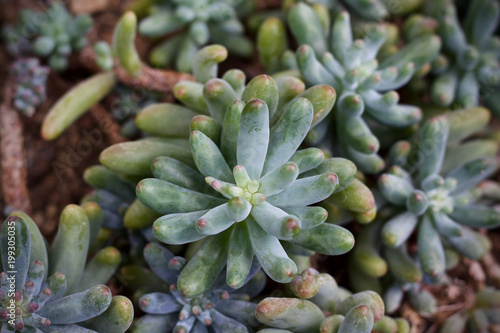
[0,76,31,214]
[114,65,194,93]
[80,46,195,93]
[89,104,126,145]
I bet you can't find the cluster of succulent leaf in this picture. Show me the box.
[260,3,441,173]
[3,2,92,71]
[90,46,373,294]
[116,44,377,297]
[255,268,410,332]
[139,0,254,72]
[349,108,500,315]
[424,0,500,117]
[379,115,498,276]
[94,41,114,72]
[10,58,49,117]
[131,242,263,332]
[89,44,375,302]
[82,165,138,230]
[0,207,133,333]
[282,0,423,21]
[81,164,162,265]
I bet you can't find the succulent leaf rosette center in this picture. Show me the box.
[425,177,457,214]
[202,163,302,237]
[208,166,265,207]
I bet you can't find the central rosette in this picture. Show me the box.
[207,165,266,206]
[201,163,301,238]
[425,176,457,214]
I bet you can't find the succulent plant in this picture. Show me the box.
[388,14,443,96]
[3,2,92,71]
[275,5,441,173]
[10,58,49,117]
[441,286,500,333]
[31,2,92,71]
[2,11,33,57]
[425,0,500,117]
[140,0,255,72]
[131,242,263,332]
[282,0,423,21]
[379,115,498,273]
[0,207,133,332]
[94,41,114,72]
[349,108,499,314]
[249,0,423,40]
[81,164,162,264]
[119,44,368,296]
[98,44,374,220]
[41,71,117,141]
[255,268,410,332]
[112,11,143,77]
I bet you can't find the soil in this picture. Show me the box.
[1,1,500,332]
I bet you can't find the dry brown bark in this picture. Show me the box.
[80,46,195,93]
[114,65,194,92]
[0,76,31,214]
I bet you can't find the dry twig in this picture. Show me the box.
[80,46,195,93]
